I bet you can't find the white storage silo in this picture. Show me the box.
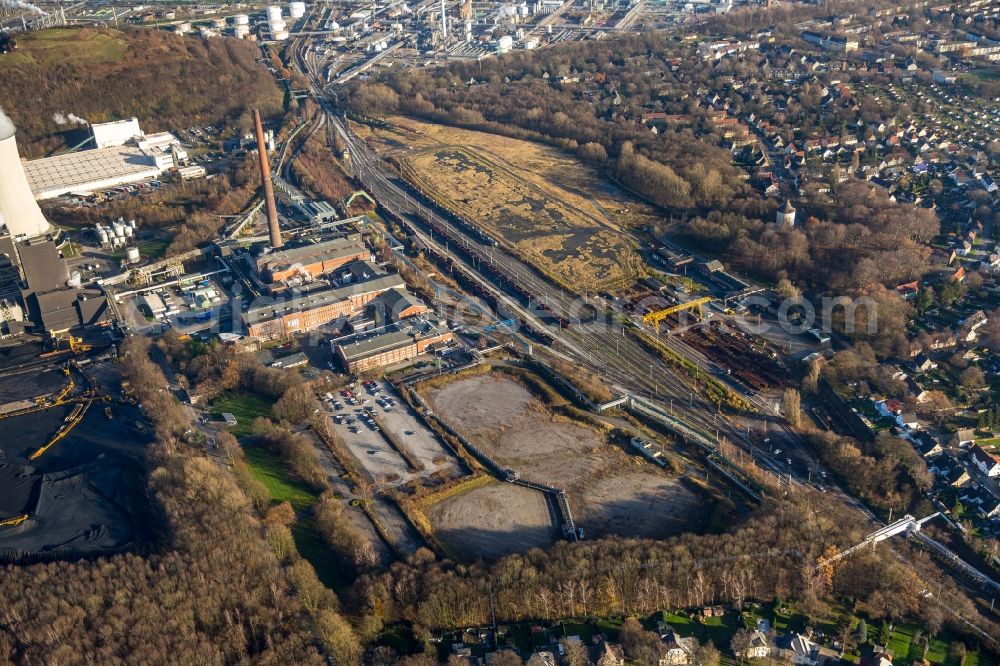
[266,6,283,21]
[235,24,250,37]
[96,226,109,245]
[125,247,141,264]
[289,1,305,19]
[234,13,250,25]
[124,224,134,238]
[273,29,289,40]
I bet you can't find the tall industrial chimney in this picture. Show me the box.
[0,122,52,239]
[253,109,282,249]
[440,0,448,39]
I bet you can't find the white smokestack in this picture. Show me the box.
[0,108,52,238]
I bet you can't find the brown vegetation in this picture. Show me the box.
[0,28,283,157]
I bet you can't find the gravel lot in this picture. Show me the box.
[326,380,460,487]
[427,374,701,550]
[426,481,555,560]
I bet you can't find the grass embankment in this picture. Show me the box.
[210,392,344,588]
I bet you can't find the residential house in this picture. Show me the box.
[592,641,626,666]
[660,629,699,665]
[525,652,556,666]
[970,444,1000,477]
[933,456,971,487]
[743,630,771,660]
[912,354,938,372]
[952,428,977,447]
[912,431,943,458]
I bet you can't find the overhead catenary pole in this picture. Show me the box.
[253,109,283,249]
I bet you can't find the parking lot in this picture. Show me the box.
[325,380,461,487]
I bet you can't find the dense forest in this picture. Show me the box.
[0,337,345,663]
[0,27,284,157]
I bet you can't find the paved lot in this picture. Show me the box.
[325,380,460,487]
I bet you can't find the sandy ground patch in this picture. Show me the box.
[426,481,555,560]
[425,374,702,556]
[429,374,535,433]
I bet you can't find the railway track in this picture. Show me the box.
[330,114,739,448]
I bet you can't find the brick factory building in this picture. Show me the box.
[333,319,453,373]
[243,273,404,341]
[255,235,371,283]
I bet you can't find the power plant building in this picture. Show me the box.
[333,318,453,373]
[242,272,405,341]
[255,236,371,283]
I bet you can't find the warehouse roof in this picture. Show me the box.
[23,145,163,200]
[255,235,367,274]
[244,273,404,324]
[335,319,449,363]
[18,241,68,292]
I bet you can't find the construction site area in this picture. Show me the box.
[354,117,653,293]
[416,368,708,560]
[0,360,155,560]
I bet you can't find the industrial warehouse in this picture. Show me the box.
[255,234,372,284]
[242,270,406,340]
[23,120,189,200]
[332,318,453,373]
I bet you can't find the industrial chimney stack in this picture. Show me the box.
[253,109,282,249]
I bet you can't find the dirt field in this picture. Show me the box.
[355,117,657,293]
[425,374,701,552]
[426,480,555,560]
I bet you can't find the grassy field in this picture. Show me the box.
[210,392,272,438]
[212,391,350,590]
[356,116,658,294]
[0,28,128,71]
[242,445,319,510]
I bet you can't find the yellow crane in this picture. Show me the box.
[642,296,712,329]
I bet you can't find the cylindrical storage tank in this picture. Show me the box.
[125,247,141,264]
[176,21,191,33]
[212,18,225,28]
[266,6,283,21]
[0,133,51,238]
[497,34,513,51]
[235,24,250,37]
[269,18,286,32]
[97,228,109,244]
[273,29,289,40]
[163,10,176,19]
[199,27,216,38]
[124,224,134,237]
[289,1,305,18]
[234,13,249,25]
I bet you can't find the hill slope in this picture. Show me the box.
[0,27,283,157]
